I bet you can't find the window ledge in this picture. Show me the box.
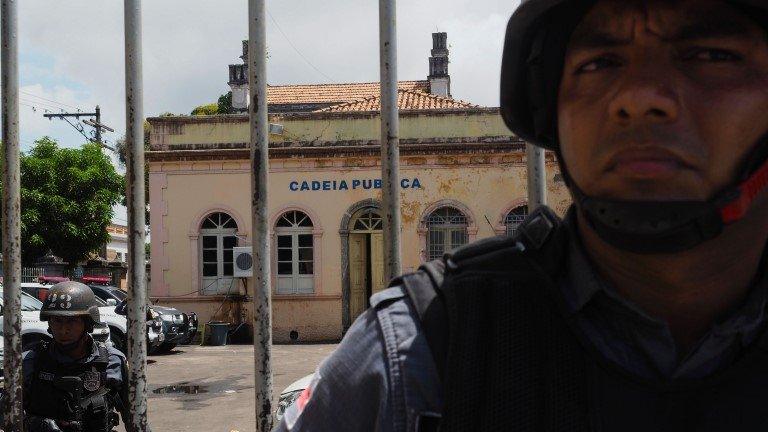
[273,294,340,301]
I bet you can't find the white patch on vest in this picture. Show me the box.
[83,368,101,392]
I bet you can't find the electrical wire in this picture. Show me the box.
[20,90,83,111]
[267,10,335,82]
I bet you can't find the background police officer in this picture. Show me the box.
[277,0,768,431]
[23,281,129,432]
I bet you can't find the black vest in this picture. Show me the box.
[400,207,768,432]
[27,340,115,431]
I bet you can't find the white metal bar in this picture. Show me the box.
[378,0,402,279]
[526,144,547,209]
[248,0,273,430]
[124,0,150,430]
[1,0,24,429]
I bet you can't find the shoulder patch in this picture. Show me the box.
[370,286,407,309]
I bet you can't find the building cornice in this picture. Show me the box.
[146,138,528,162]
[146,107,502,125]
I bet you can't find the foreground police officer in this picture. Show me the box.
[278,0,768,431]
[23,281,129,432]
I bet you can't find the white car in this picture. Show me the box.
[2,286,111,350]
[275,374,314,424]
[21,282,129,353]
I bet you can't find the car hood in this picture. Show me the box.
[151,305,183,316]
[282,374,314,395]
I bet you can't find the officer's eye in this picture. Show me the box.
[683,48,742,63]
[575,55,622,74]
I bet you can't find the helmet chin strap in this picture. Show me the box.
[54,330,88,353]
[567,136,768,255]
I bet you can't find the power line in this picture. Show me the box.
[267,10,335,82]
[20,90,83,111]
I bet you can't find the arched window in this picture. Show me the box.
[200,212,238,295]
[426,207,468,261]
[505,205,528,237]
[275,210,314,294]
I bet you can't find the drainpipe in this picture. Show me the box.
[248,0,273,430]
[1,1,23,430]
[379,0,402,280]
[124,0,151,430]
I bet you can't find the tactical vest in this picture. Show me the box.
[399,207,768,432]
[28,340,116,431]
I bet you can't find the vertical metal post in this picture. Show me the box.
[526,144,547,210]
[1,1,23,430]
[124,0,150,430]
[248,0,273,430]
[378,0,402,280]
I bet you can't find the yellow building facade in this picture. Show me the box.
[147,107,570,342]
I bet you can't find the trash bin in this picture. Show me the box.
[207,322,230,346]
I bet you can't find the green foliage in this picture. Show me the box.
[217,91,233,114]
[190,103,219,116]
[115,123,151,224]
[3,137,124,266]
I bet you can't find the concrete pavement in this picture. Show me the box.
[136,343,337,431]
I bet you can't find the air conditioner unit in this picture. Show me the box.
[233,247,253,278]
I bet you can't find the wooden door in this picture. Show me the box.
[370,232,386,296]
[349,234,368,321]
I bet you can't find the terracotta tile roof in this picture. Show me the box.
[267,80,430,105]
[317,89,478,112]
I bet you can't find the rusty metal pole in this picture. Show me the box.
[526,144,547,210]
[248,0,273,430]
[379,0,402,280]
[1,1,24,430]
[124,0,150,430]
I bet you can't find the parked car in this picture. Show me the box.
[0,287,112,350]
[23,282,165,355]
[275,374,314,425]
[90,284,197,353]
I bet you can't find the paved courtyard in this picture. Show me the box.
[134,343,338,431]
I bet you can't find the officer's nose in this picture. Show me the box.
[607,60,679,126]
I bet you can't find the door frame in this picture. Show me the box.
[339,199,381,333]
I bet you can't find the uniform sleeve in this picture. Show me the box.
[106,348,127,388]
[22,350,36,410]
[275,308,393,432]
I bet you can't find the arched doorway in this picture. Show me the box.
[347,208,386,322]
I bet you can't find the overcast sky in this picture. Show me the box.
[9,0,518,224]
[12,0,516,150]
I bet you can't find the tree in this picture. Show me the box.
[217,91,233,114]
[191,103,219,116]
[4,137,124,266]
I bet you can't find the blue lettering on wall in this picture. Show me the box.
[289,177,423,192]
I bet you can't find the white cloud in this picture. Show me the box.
[13,0,519,147]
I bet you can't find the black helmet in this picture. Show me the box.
[40,281,101,325]
[500,0,768,150]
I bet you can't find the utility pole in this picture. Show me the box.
[248,0,273,430]
[2,0,24,429]
[379,0,402,281]
[43,105,116,150]
[526,144,547,210]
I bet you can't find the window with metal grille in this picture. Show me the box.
[426,207,469,261]
[275,210,314,295]
[505,205,528,237]
[200,212,238,295]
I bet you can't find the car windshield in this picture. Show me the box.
[0,290,43,311]
[107,288,127,301]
